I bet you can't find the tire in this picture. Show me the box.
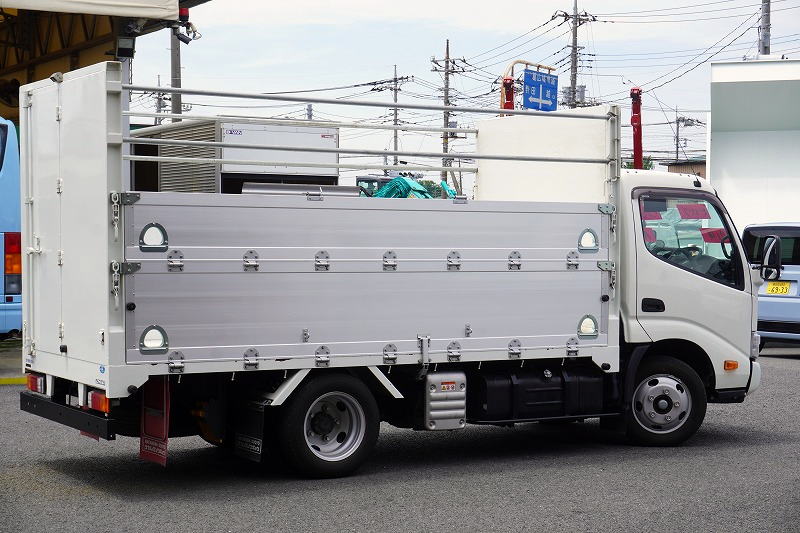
[625,355,706,446]
[275,372,379,478]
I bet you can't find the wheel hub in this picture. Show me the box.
[303,391,366,462]
[632,374,692,434]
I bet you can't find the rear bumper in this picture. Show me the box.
[20,390,116,440]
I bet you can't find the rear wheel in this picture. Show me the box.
[275,373,379,478]
[626,355,706,446]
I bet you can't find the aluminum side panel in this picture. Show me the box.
[124,193,611,365]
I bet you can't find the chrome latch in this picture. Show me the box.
[566,337,579,357]
[508,250,522,271]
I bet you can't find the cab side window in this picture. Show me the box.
[639,195,741,288]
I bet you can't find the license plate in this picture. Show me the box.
[766,281,791,295]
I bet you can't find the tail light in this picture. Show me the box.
[88,390,110,413]
[4,232,21,295]
[26,372,45,394]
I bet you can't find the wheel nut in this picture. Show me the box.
[430,385,436,391]
[674,402,680,407]
[649,412,656,418]
[665,416,672,422]
[663,389,670,395]
[322,435,329,441]
[648,395,655,401]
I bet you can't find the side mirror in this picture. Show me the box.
[759,236,782,281]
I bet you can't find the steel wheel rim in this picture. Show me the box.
[303,391,366,462]
[632,373,692,434]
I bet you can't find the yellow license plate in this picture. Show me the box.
[766,281,792,295]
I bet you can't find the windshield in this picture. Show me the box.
[743,228,800,265]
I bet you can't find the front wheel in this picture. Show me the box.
[275,373,379,478]
[626,356,707,446]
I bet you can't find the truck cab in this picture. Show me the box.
[0,117,21,337]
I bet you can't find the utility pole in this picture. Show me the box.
[569,0,578,108]
[155,74,166,125]
[675,112,700,161]
[555,2,595,108]
[306,104,313,120]
[170,31,182,121]
[441,40,451,198]
[759,0,771,55]
[392,65,399,166]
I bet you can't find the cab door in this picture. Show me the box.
[634,189,753,390]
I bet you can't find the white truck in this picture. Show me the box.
[19,63,772,478]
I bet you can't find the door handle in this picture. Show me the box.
[641,298,665,312]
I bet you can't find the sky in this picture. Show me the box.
[129,0,800,185]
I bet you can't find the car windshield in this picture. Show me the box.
[743,228,800,265]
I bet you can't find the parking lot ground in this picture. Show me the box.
[0,338,23,384]
[1,354,799,533]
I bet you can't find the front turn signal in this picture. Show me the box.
[723,360,739,371]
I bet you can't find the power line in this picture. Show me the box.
[466,18,556,61]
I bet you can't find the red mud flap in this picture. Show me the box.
[140,376,170,466]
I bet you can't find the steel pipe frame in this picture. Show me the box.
[124,84,613,120]
[125,136,612,165]
[124,111,478,135]
[123,154,478,174]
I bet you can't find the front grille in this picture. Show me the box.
[758,320,800,334]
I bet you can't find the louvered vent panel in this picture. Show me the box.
[157,122,218,192]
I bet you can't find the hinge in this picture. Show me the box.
[168,351,185,373]
[383,343,398,365]
[58,322,65,341]
[566,250,580,270]
[306,191,323,201]
[597,203,616,215]
[447,341,461,362]
[446,251,461,271]
[57,250,64,266]
[598,203,617,233]
[453,195,468,204]
[383,250,397,272]
[508,339,522,360]
[315,346,331,367]
[315,250,330,272]
[243,348,259,370]
[243,250,259,272]
[566,337,579,357]
[22,91,32,108]
[167,250,184,272]
[597,261,617,288]
[109,192,139,242]
[508,251,522,271]
[55,106,62,122]
[110,261,141,308]
[56,178,63,194]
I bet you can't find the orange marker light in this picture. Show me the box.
[724,360,739,371]
[88,390,110,413]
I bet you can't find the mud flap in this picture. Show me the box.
[234,398,268,463]
[140,376,170,466]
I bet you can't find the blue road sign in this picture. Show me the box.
[523,70,558,112]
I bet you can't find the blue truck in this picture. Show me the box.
[0,117,21,337]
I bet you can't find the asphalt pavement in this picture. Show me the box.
[1,354,799,533]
